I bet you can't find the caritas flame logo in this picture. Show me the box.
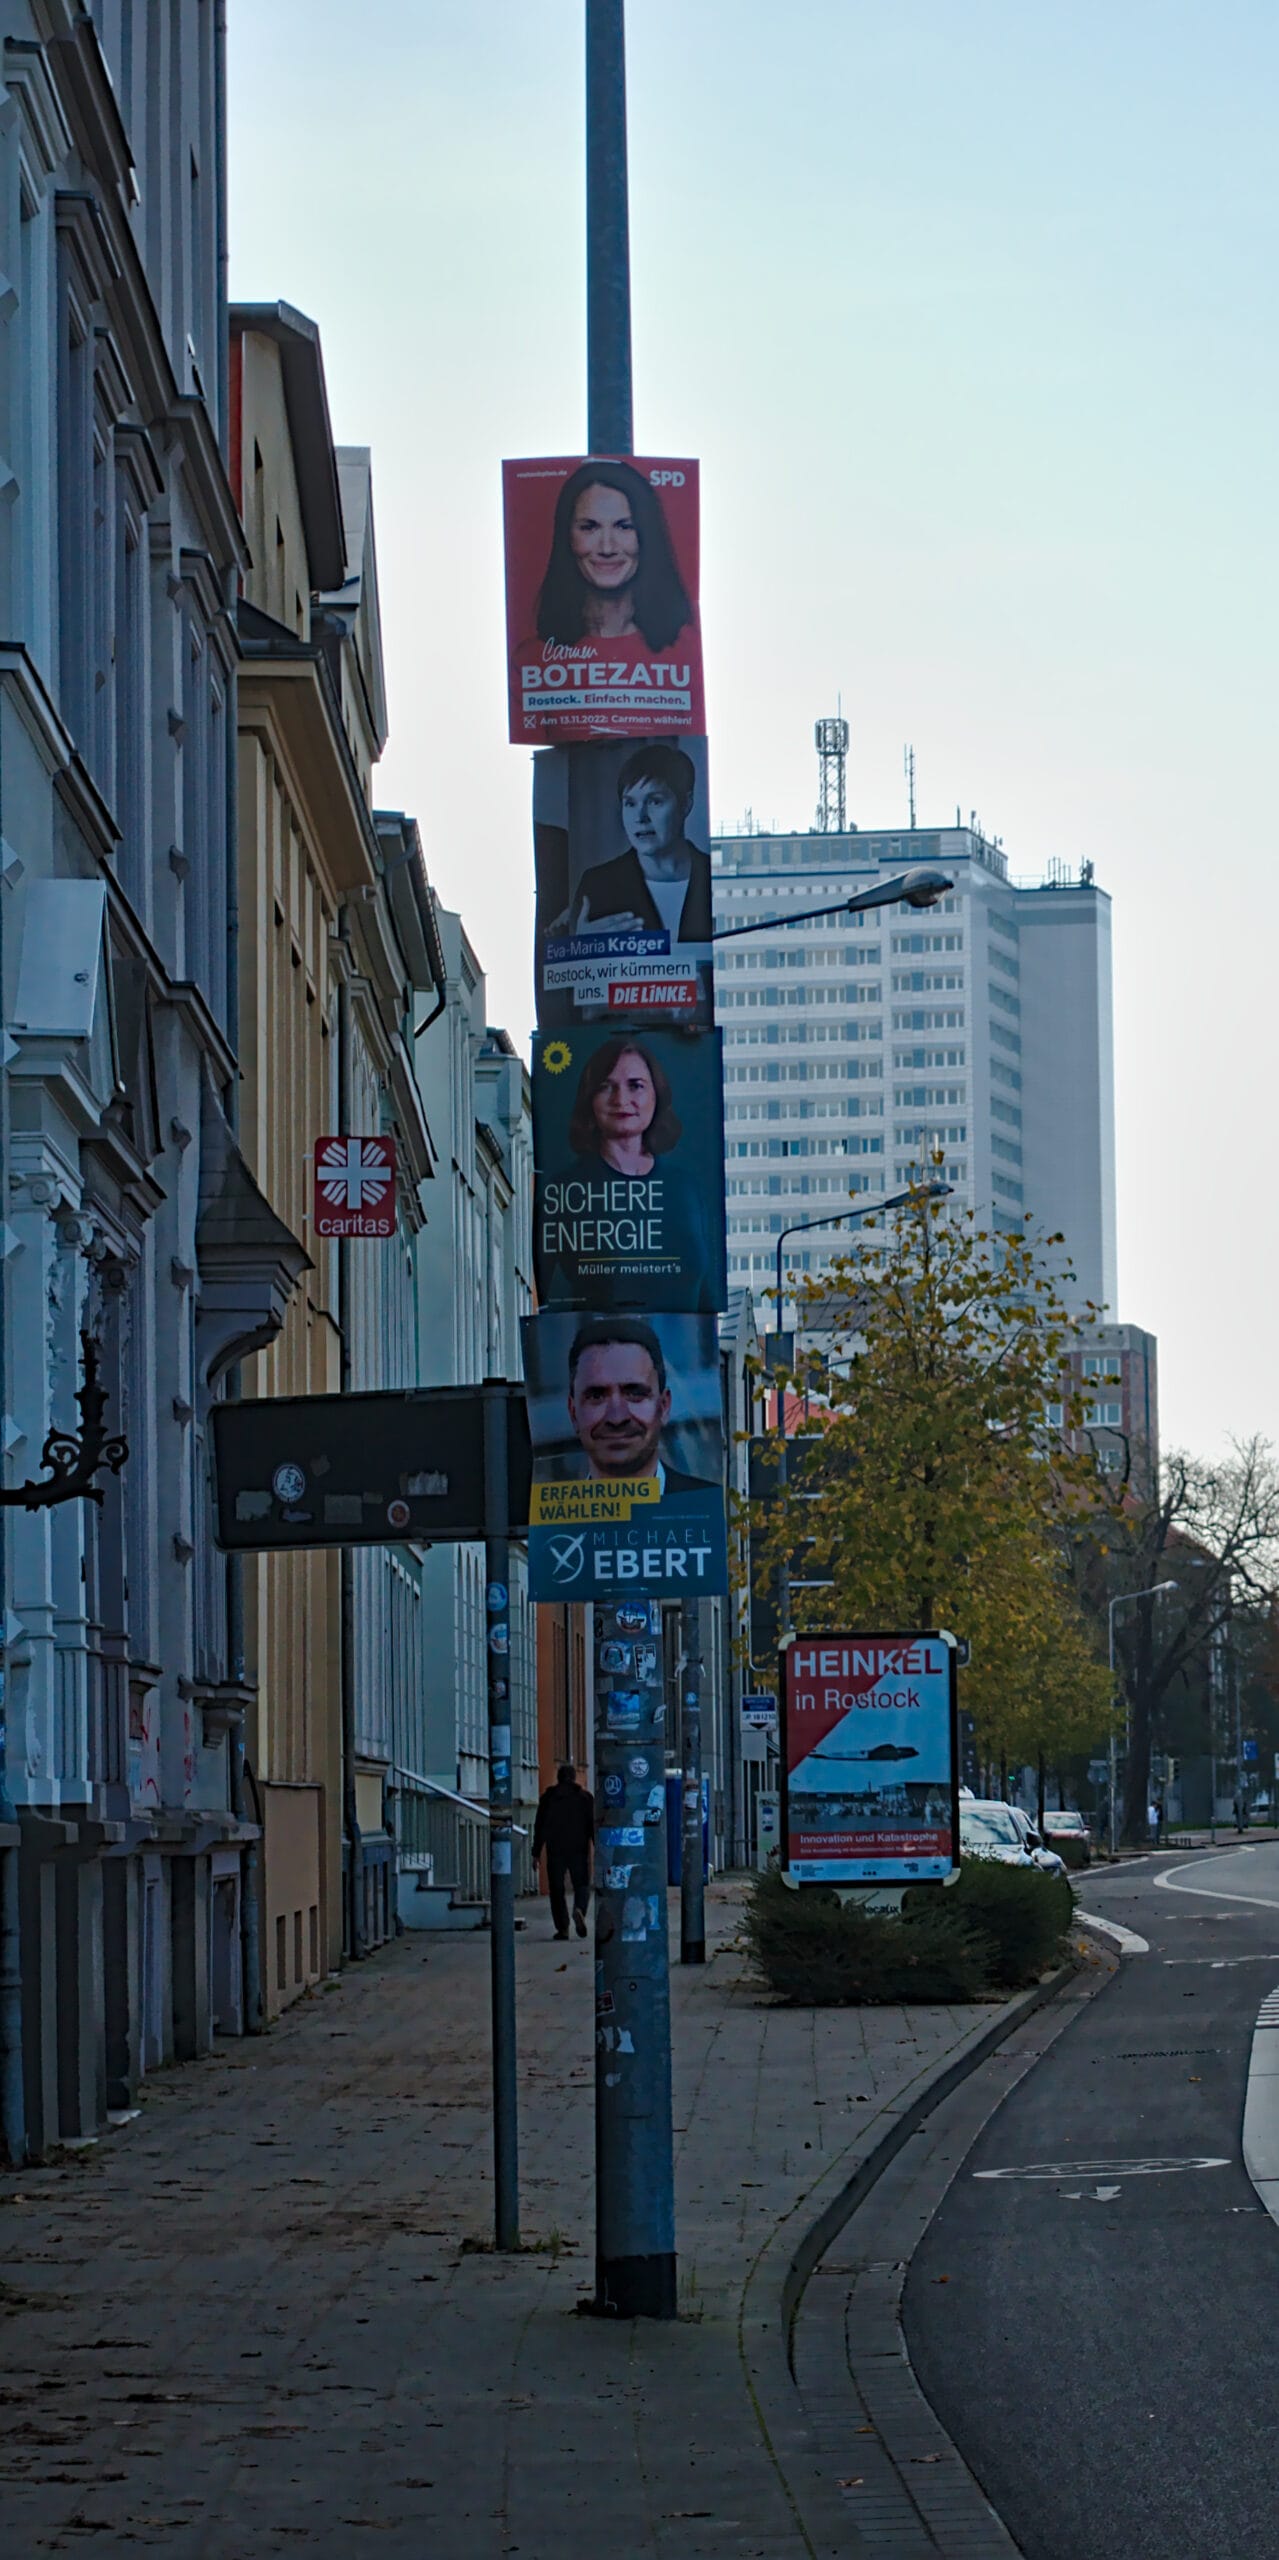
[313,1135,397,1238]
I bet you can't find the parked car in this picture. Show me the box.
[1042,1809,1092,1869]
[1007,1805,1070,1879]
[958,1800,1037,1867]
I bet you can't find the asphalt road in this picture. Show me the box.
[903,1844,1279,2560]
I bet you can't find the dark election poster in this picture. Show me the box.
[503,455,704,744]
[780,1633,959,1885]
[532,1025,726,1314]
[532,738,713,1031]
[521,1310,727,1604]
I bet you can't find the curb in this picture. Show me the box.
[779,1954,1080,2361]
[736,1953,1093,2558]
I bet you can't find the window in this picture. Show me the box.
[1043,1402,1064,1429]
[1082,1355,1121,1380]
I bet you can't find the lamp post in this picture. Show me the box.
[1107,1581,1176,1856]
[712,865,952,947]
[771,1182,952,1637]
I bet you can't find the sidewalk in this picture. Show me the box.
[1,1880,1035,2558]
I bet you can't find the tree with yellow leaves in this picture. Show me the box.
[752,1184,1113,1784]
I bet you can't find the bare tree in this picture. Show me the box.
[1072,1440,1279,1845]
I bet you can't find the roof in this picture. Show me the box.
[229,302,346,591]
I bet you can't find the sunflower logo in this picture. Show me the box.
[543,1040,573,1075]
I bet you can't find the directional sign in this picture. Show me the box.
[211,1384,531,1551]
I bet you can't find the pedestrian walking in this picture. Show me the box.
[1154,1793,1165,1847]
[532,1762,595,1940]
[1235,1790,1248,1835]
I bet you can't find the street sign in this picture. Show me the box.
[211,1383,531,1551]
[313,1133,397,1238]
[1243,1737,1259,1763]
[742,1692,777,1728]
[780,1631,959,1885]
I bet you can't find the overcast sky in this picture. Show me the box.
[227,1,1278,1465]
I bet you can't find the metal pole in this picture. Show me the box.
[586,0,633,453]
[584,0,675,2320]
[484,1379,519,2253]
[1108,1600,1117,1860]
[679,1597,704,1964]
[594,1598,676,2316]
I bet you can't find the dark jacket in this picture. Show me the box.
[533,1779,595,1864]
[568,843,713,942]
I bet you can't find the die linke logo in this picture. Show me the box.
[313,1134,397,1239]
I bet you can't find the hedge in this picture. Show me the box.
[745,1857,1075,2006]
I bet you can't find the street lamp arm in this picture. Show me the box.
[711,867,953,943]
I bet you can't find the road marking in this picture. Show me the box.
[973,2156,1229,2182]
[1163,1954,1279,1967]
[1077,1910,1149,1954]
[1155,1853,1279,1915]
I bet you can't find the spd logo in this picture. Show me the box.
[649,469,685,488]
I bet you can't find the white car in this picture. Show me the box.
[1007,1805,1070,1880]
[958,1800,1037,1866]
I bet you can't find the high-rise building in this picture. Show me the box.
[712,821,1116,1319]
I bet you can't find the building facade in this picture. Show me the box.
[230,304,441,2009]
[712,823,1117,1319]
[1055,1321,1159,1496]
[402,913,536,1922]
[0,5,314,2153]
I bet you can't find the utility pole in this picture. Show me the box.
[484,1379,519,2251]
[586,0,632,454]
[679,1598,705,1964]
[585,0,677,2320]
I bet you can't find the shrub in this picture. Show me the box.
[744,1867,993,2006]
[935,1858,1075,1988]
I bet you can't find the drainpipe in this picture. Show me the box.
[337,908,363,1958]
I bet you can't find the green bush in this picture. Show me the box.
[744,1857,1076,2006]
[933,1858,1075,1988]
[744,1867,993,2006]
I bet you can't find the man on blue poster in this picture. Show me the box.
[522,1312,728,1602]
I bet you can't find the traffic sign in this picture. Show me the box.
[211,1382,531,1551]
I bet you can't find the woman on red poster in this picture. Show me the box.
[505,456,704,741]
[535,461,691,651]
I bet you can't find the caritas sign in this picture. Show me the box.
[313,1134,397,1239]
[780,1633,958,1885]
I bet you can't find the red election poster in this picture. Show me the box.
[313,1134,397,1239]
[503,456,704,744]
[780,1633,958,1885]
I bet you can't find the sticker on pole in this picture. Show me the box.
[314,1134,397,1239]
[780,1632,959,1885]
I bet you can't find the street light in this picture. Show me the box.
[713,865,952,945]
[771,1180,953,1635]
[1107,1581,1176,1857]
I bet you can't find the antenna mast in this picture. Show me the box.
[904,743,916,828]
[814,715,849,833]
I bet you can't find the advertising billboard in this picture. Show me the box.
[532,1025,726,1314]
[503,456,704,744]
[521,1310,727,1602]
[780,1633,959,1884]
[532,739,713,1030]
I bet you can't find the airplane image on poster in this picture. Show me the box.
[781,1634,958,1884]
